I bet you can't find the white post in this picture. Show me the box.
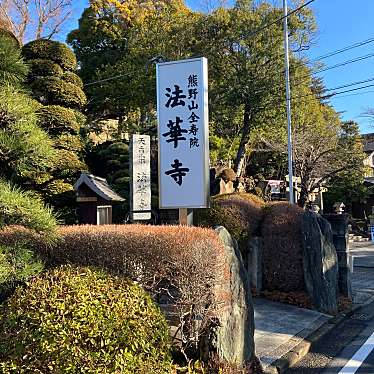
[283,0,294,204]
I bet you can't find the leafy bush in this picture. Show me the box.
[22,39,77,71]
[0,180,57,237]
[30,76,87,109]
[54,133,83,152]
[0,265,172,373]
[261,202,305,292]
[195,193,264,246]
[9,224,226,355]
[28,58,63,79]
[37,105,80,135]
[0,242,43,299]
[62,71,84,88]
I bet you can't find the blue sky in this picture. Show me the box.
[68,0,374,133]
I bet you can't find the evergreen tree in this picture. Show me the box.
[22,39,88,223]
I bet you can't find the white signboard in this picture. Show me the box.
[156,57,209,208]
[130,134,151,220]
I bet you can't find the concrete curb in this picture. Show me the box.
[262,295,374,374]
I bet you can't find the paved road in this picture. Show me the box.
[285,242,374,374]
[285,301,374,373]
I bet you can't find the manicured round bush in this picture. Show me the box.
[28,58,63,79]
[261,202,305,292]
[62,71,84,88]
[37,105,80,135]
[0,265,172,373]
[195,193,264,245]
[31,76,87,109]
[22,39,77,71]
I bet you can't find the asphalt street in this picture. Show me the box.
[285,299,374,374]
[284,242,374,374]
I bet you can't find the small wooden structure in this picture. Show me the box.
[74,173,125,225]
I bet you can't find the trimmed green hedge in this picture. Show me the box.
[0,265,172,373]
[195,193,264,246]
[22,39,77,71]
[62,71,84,88]
[37,105,80,135]
[28,58,63,79]
[31,76,87,109]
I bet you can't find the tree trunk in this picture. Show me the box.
[234,106,251,177]
[298,177,310,208]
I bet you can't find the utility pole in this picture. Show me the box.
[283,0,294,204]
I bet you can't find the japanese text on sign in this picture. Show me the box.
[130,134,151,220]
[157,57,209,208]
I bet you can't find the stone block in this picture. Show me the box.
[302,212,339,314]
[207,226,255,366]
[247,236,263,292]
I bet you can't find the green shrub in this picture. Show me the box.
[22,39,77,71]
[31,76,87,109]
[37,105,80,135]
[0,180,57,238]
[8,224,227,356]
[62,71,84,88]
[261,202,305,292]
[195,193,264,246]
[54,133,83,152]
[28,58,63,79]
[0,265,172,373]
[0,242,43,297]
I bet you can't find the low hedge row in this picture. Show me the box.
[0,224,227,356]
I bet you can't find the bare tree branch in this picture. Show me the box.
[0,0,72,43]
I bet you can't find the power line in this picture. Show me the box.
[331,90,374,100]
[312,37,374,61]
[247,0,316,39]
[312,52,374,75]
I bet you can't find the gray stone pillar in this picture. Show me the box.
[247,237,263,292]
[322,214,352,298]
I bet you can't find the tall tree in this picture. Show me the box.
[22,38,87,222]
[68,0,196,138]
[0,0,73,44]
[0,33,56,195]
[324,121,369,214]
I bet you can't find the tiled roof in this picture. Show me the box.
[74,173,125,202]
